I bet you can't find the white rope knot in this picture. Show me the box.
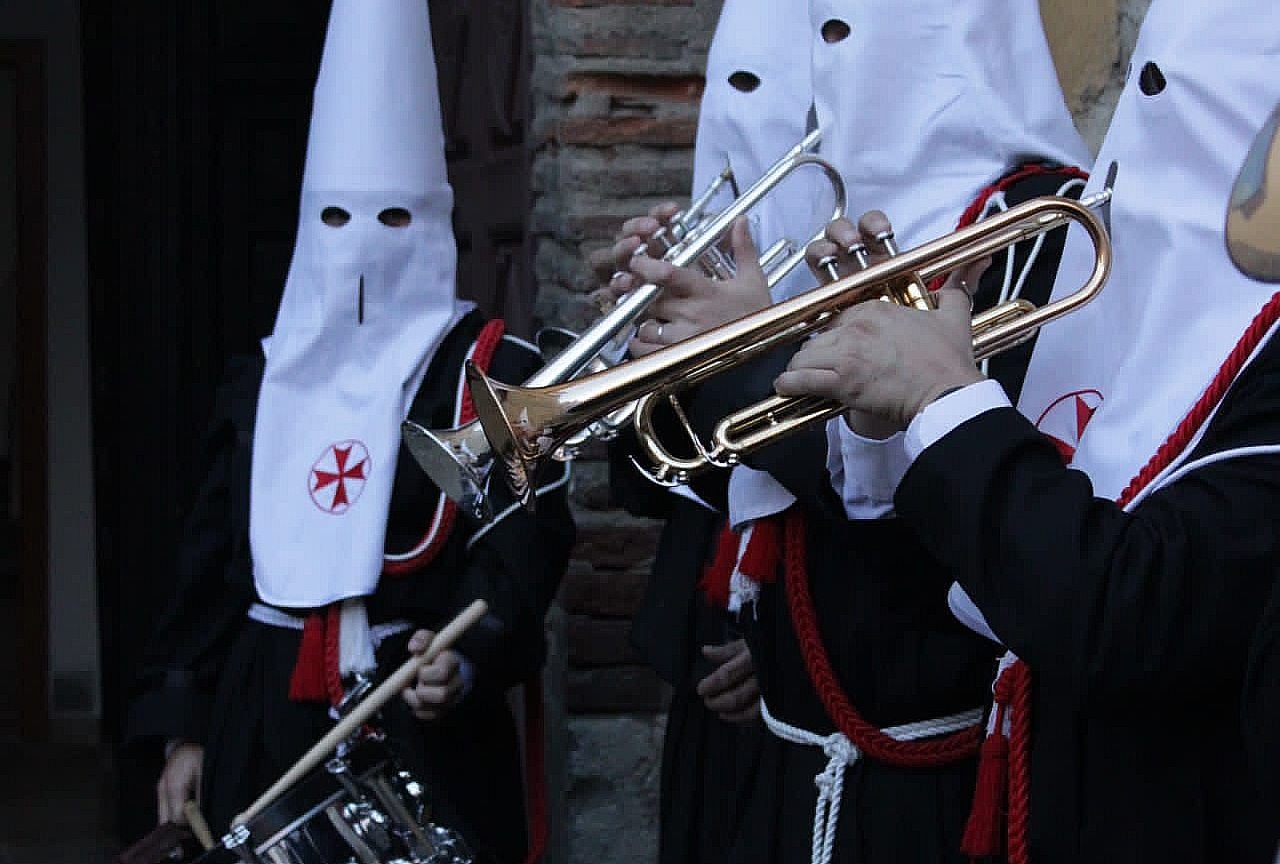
[821,734,859,766]
[760,698,985,864]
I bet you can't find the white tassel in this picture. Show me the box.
[338,598,378,677]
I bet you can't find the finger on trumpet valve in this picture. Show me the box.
[845,241,870,269]
[816,254,842,283]
[874,229,899,257]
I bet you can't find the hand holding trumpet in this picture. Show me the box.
[590,206,772,357]
[627,218,772,356]
[778,211,992,431]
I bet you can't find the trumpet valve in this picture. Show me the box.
[816,254,842,283]
[627,455,685,488]
[846,242,870,270]
[895,276,936,311]
[874,230,898,256]
[869,230,934,311]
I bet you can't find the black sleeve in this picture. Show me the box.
[442,336,578,693]
[1243,579,1280,813]
[126,358,260,745]
[894,353,1280,708]
[447,459,576,694]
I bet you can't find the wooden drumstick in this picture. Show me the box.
[183,800,216,851]
[232,599,489,827]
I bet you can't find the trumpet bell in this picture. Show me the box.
[401,420,493,519]
[464,362,561,509]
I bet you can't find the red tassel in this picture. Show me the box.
[738,517,782,583]
[699,525,739,609]
[288,612,329,702]
[960,711,1010,858]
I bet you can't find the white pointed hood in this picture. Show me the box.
[1017,0,1280,504]
[689,0,824,530]
[250,0,471,608]
[692,0,819,304]
[812,0,1089,249]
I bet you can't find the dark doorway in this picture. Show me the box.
[0,40,50,745]
[81,0,535,843]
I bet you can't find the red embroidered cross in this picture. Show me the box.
[1035,389,1103,462]
[310,440,370,514]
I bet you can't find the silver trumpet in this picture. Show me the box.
[544,235,809,461]
[403,127,844,517]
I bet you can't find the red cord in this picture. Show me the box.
[1118,292,1280,507]
[383,318,506,576]
[782,510,982,767]
[521,678,549,864]
[1005,661,1032,864]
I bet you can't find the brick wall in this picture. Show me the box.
[530,2,1152,862]
[529,2,724,860]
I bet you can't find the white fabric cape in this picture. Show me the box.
[251,0,469,608]
[1016,0,1280,503]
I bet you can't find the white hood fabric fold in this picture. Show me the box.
[811,0,1089,250]
[251,0,470,608]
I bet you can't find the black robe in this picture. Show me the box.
[895,328,1280,861]
[613,433,767,864]
[1243,578,1280,850]
[618,167,1082,864]
[126,311,576,864]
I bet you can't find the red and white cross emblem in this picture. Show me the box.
[1034,389,1103,462]
[309,440,370,514]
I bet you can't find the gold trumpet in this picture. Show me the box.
[403,127,844,516]
[467,185,1114,505]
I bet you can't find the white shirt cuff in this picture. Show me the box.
[946,583,1004,645]
[904,379,1011,461]
[825,418,911,519]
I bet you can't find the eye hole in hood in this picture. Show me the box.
[378,206,413,227]
[821,19,851,44]
[321,206,351,227]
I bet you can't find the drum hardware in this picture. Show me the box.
[199,601,488,864]
[464,181,1115,495]
[335,673,375,719]
[402,126,845,516]
[220,731,473,864]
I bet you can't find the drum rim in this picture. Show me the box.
[250,759,393,853]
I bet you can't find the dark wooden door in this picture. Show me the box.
[81,0,534,841]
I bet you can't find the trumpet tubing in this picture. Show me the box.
[467,192,1112,500]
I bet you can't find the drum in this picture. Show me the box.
[223,731,474,864]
